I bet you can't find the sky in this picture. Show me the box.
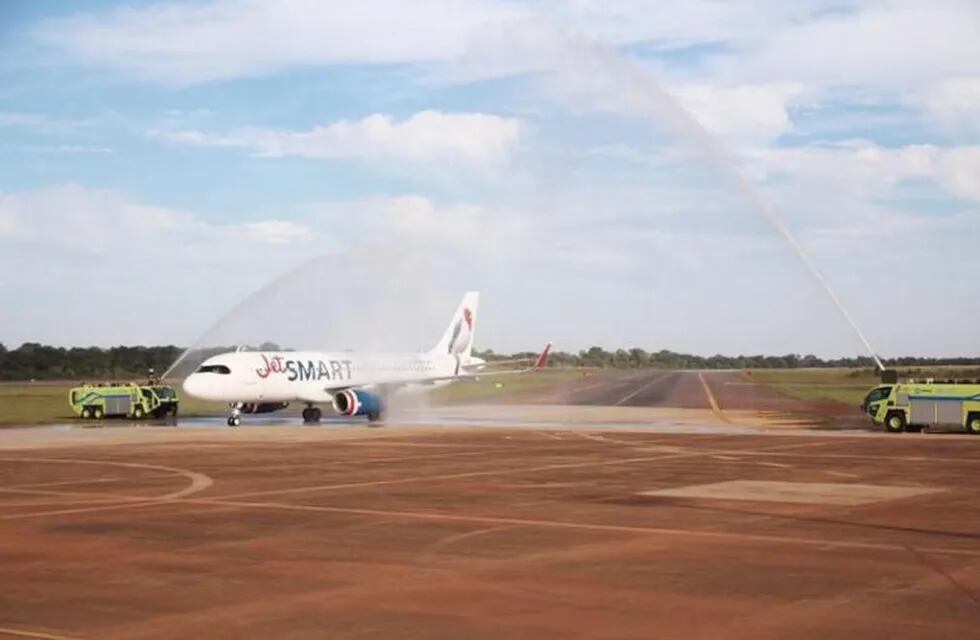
[0,0,978,357]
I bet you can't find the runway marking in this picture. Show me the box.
[0,457,213,521]
[718,450,980,465]
[906,546,980,606]
[537,432,566,440]
[192,496,980,558]
[212,452,697,501]
[344,441,511,449]
[414,525,517,563]
[234,448,504,473]
[3,477,128,490]
[639,480,942,506]
[536,375,642,403]
[0,628,93,640]
[615,372,671,406]
[0,486,160,501]
[697,372,731,424]
[210,438,861,502]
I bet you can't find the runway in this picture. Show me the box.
[458,369,864,428]
[1,422,978,639]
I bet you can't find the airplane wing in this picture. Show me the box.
[321,343,551,393]
[424,342,551,383]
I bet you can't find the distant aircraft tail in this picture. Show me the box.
[431,292,479,358]
[533,342,552,369]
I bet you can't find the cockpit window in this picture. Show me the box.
[197,364,231,374]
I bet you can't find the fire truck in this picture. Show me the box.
[69,381,178,420]
[862,379,980,434]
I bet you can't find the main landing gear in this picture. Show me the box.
[301,404,322,424]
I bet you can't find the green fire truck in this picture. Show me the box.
[862,380,980,434]
[69,382,179,420]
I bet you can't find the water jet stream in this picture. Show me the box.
[565,37,885,369]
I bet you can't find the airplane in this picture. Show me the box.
[182,292,550,426]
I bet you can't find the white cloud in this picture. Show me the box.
[168,111,522,167]
[538,0,817,47]
[0,184,326,253]
[30,0,853,85]
[312,194,529,253]
[0,185,329,346]
[0,184,196,254]
[33,0,528,84]
[20,144,114,154]
[923,77,980,133]
[670,83,809,143]
[708,1,980,86]
[238,220,311,244]
[0,211,15,237]
[0,112,51,128]
[937,147,980,201]
[746,141,980,204]
[0,111,94,134]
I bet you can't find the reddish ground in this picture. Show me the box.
[1,426,978,639]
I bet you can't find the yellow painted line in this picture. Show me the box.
[697,371,731,424]
[0,628,94,640]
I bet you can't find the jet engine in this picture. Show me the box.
[240,402,289,414]
[333,389,383,420]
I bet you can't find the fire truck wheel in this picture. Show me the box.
[967,414,980,435]
[81,407,92,419]
[92,407,104,420]
[132,406,145,419]
[884,411,906,433]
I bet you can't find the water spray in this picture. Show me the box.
[160,256,320,380]
[560,35,885,371]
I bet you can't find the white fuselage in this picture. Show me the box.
[182,350,467,404]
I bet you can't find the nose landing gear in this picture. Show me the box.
[227,403,242,427]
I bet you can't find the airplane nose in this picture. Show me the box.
[182,374,209,400]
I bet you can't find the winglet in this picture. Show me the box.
[533,342,552,370]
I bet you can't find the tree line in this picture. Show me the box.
[476,347,980,371]
[0,343,185,381]
[2,342,978,381]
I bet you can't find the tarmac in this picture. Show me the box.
[1,399,979,639]
[460,370,865,425]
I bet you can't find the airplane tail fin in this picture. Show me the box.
[533,342,552,369]
[431,292,479,358]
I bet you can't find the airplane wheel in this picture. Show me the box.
[367,412,383,425]
[227,415,241,427]
[302,407,321,423]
